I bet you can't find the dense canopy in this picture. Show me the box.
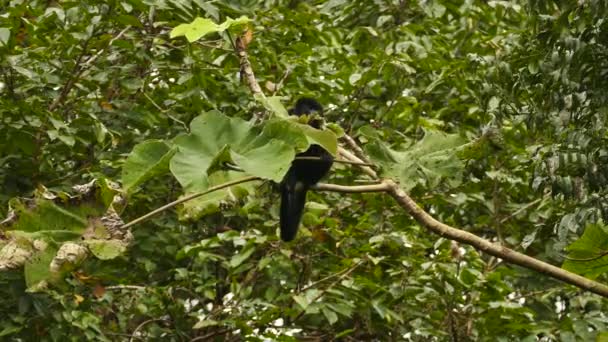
[1,0,608,340]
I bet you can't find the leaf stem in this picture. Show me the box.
[121,176,260,230]
[294,156,375,167]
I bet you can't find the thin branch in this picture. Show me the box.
[563,250,608,262]
[295,156,375,167]
[106,285,146,291]
[508,288,558,301]
[338,147,378,179]
[142,92,188,131]
[49,27,130,111]
[500,198,543,224]
[121,176,260,230]
[272,67,292,96]
[299,260,365,292]
[229,30,608,299]
[292,260,363,323]
[383,179,608,298]
[312,182,388,193]
[190,328,232,342]
[340,134,371,164]
[129,318,167,342]
[234,35,264,120]
[82,26,130,68]
[49,36,93,111]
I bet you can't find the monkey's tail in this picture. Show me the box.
[280,178,308,241]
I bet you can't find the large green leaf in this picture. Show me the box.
[169,110,338,218]
[122,140,175,193]
[170,16,251,42]
[170,110,337,187]
[0,180,130,291]
[255,94,289,118]
[562,223,608,279]
[366,130,468,190]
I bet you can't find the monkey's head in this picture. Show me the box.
[289,98,323,116]
[289,98,324,129]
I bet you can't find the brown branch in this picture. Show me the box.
[142,92,188,131]
[383,179,608,298]
[129,318,167,342]
[295,156,374,167]
[329,137,608,297]
[190,328,232,342]
[340,134,371,164]
[234,36,264,120]
[121,176,260,230]
[49,27,130,111]
[338,146,378,179]
[106,285,146,291]
[312,182,388,193]
[82,27,130,68]
[49,36,92,111]
[499,197,543,224]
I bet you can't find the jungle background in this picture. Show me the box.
[1,0,608,340]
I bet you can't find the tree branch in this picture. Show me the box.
[106,285,146,291]
[312,182,388,193]
[228,35,608,298]
[383,179,608,298]
[295,156,375,167]
[234,35,264,120]
[340,134,371,164]
[129,318,167,342]
[338,147,378,179]
[49,27,129,112]
[121,176,260,230]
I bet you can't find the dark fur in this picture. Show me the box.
[279,98,333,241]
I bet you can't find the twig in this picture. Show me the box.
[142,92,188,131]
[106,285,146,291]
[190,328,232,341]
[121,176,260,230]
[292,260,363,323]
[83,26,130,68]
[384,179,608,298]
[229,29,608,299]
[508,288,557,301]
[338,147,378,179]
[499,198,543,223]
[295,156,375,167]
[49,27,130,111]
[563,250,608,262]
[340,134,371,164]
[312,182,388,193]
[234,35,264,120]
[49,36,93,111]
[299,260,365,292]
[129,318,167,342]
[272,67,292,95]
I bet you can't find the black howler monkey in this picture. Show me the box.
[280,98,333,241]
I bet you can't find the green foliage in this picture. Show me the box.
[121,140,175,194]
[170,16,251,42]
[1,0,608,340]
[563,224,608,279]
[366,130,468,190]
[0,181,128,290]
[152,109,336,217]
